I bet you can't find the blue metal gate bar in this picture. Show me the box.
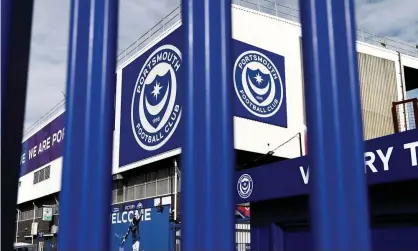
[181,0,235,250]
[2,0,34,249]
[57,0,118,250]
[299,0,371,250]
[1,0,10,104]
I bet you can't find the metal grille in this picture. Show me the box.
[392,98,418,133]
[33,165,51,184]
[357,52,397,140]
[111,178,173,204]
[172,221,251,251]
[236,222,251,251]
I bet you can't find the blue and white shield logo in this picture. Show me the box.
[136,202,143,209]
[131,45,182,151]
[233,50,284,118]
[237,174,253,199]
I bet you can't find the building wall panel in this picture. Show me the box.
[357,52,397,139]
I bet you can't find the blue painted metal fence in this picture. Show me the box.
[2,0,372,250]
[181,0,235,250]
[299,0,371,250]
[57,0,118,250]
[2,0,34,249]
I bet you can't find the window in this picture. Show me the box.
[17,204,59,221]
[39,169,45,182]
[126,186,135,201]
[111,166,174,204]
[19,210,34,221]
[35,208,42,218]
[45,166,51,179]
[157,168,169,179]
[157,178,169,194]
[33,172,39,184]
[146,172,157,182]
[145,182,157,197]
[33,166,51,184]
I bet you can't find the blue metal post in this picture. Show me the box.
[181,0,235,250]
[299,0,371,250]
[2,0,34,249]
[1,0,10,103]
[58,0,118,250]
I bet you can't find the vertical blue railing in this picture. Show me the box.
[57,0,118,250]
[181,0,235,251]
[299,0,371,250]
[0,0,370,250]
[1,0,10,104]
[3,0,34,250]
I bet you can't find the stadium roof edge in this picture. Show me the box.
[23,1,418,139]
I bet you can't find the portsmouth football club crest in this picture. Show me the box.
[237,174,253,199]
[233,50,284,118]
[131,44,182,151]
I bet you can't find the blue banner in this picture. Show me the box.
[236,130,418,203]
[118,25,288,167]
[119,27,184,167]
[20,113,65,176]
[110,199,170,251]
[232,40,287,127]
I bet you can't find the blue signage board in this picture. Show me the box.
[236,130,418,203]
[118,25,288,167]
[110,198,170,251]
[20,113,65,176]
[118,26,185,167]
[232,40,287,128]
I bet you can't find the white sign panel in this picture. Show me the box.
[42,207,53,221]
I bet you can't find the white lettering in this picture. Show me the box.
[52,128,65,146]
[46,137,51,149]
[37,143,43,154]
[404,141,418,166]
[110,209,153,224]
[299,166,310,185]
[20,153,26,165]
[122,211,128,223]
[111,213,117,224]
[128,211,134,222]
[295,144,416,185]
[144,208,151,221]
[364,151,378,173]
[376,147,393,171]
[29,146,37,159]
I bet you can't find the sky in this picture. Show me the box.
[23,0,418,131]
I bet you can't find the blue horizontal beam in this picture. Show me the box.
[235,128,418,203]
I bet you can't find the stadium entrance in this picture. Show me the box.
[237,129,418,251]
